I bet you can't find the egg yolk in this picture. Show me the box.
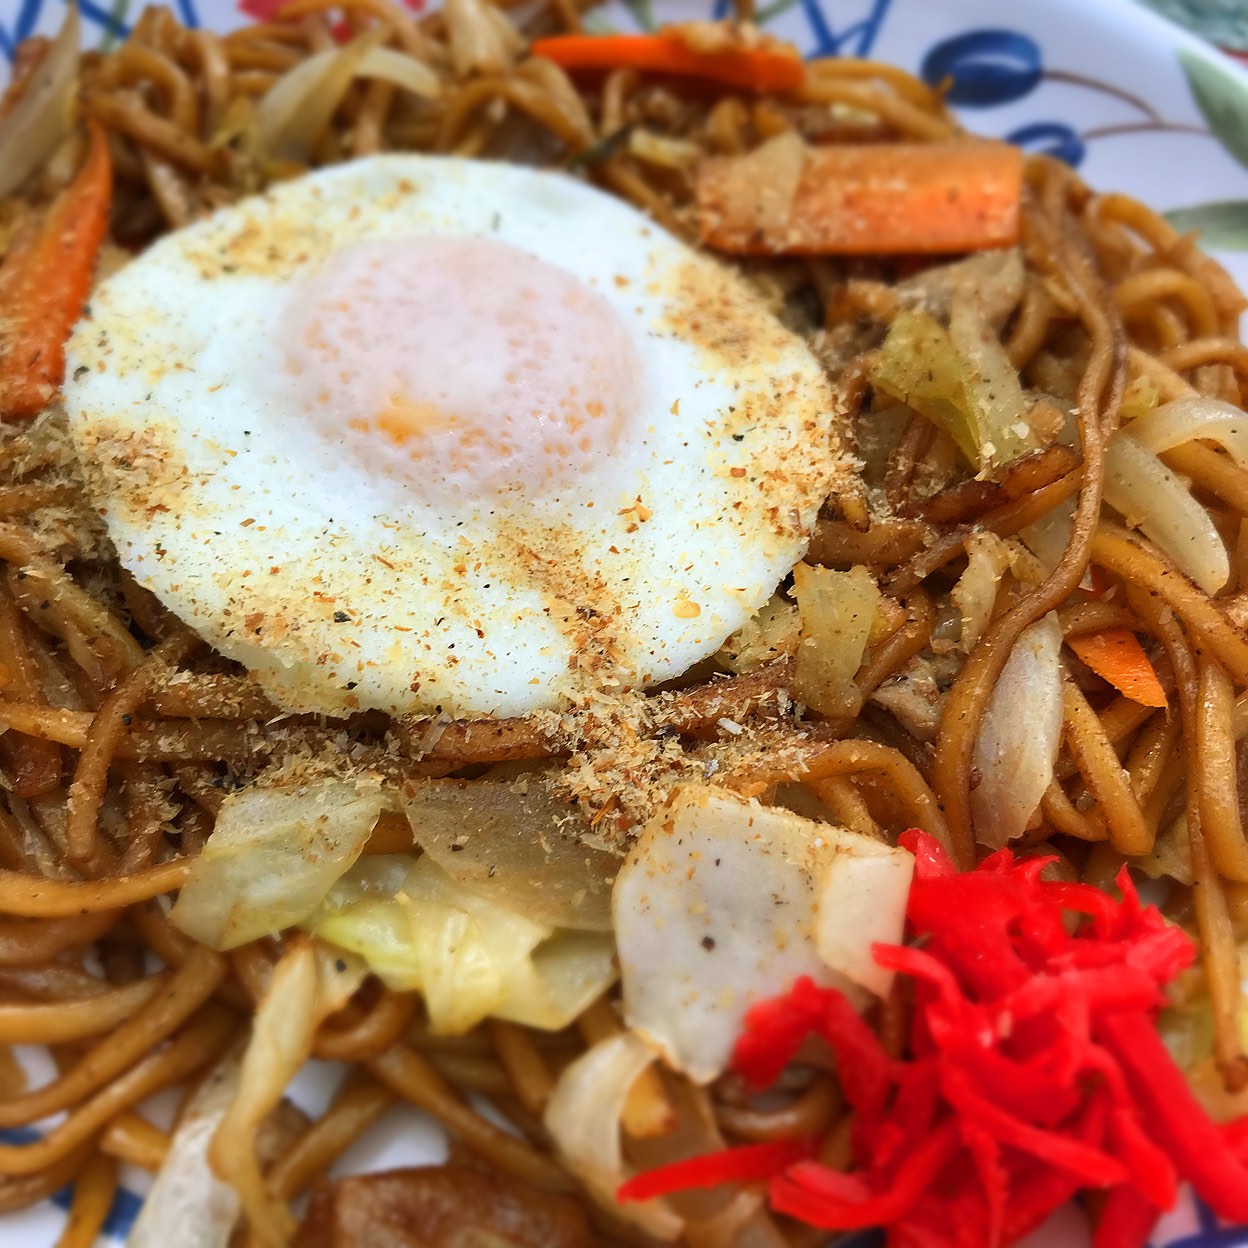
[281,236,644,502]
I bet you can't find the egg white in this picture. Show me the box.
[64,155,844,718]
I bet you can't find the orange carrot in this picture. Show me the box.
[1067,628,1167,709]
[0,120,113,422]
[530,32,806,95]
[696,137,1023,255]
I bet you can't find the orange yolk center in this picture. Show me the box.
[281,236,644,502]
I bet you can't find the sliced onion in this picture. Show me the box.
[401,777,616,932]
[0,5,80,198]
[1104,430,1229,594]
[444,0,524,78]
[544,1032,683,1242]
[210,940,319,1247]
[628,128,704,170]
[951,531,1012,653]
[626,1077,789,1244]
[1127,396,1248,469]
[359,46,442,98]
[126,1053,242,1248]
[792,562,879,716]
[948,294,1034,467]
[717,594,800,674]
[1019,495,1075,572]
[257,31,440,162]
[896,248,1025,333]
[512,56,594,149]
[971,614,1063,849]
[170,776,394,950]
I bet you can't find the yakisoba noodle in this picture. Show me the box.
[0,0,1244,1245]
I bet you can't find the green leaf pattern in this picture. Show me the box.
[1178,46,1248,170]
[1164,200,1248,250]
[1166,50,1248,250]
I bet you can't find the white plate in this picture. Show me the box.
[1,0,1247,1244]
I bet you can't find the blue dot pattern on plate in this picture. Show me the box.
[0,1128,142,1240]
[1005,121,1086,167]
[920,29,1043,106]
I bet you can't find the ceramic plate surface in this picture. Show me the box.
[1,0,1246,1244]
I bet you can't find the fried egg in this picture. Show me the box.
[64,155,843,718]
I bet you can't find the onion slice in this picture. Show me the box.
[257,32,440,162]
[126,1054,243,1248]
[971,614,1063,849]
[1020,496,1075,573]
[208,937,358,1248]
[791,562,879,716]
[1104,431,1229,594]
[1127,396,1248,470]
[0,5,80,198]
[444,0,525,77]
[544,1031,683,1241]
[210,940,318,1248]
[951,531,1012,653]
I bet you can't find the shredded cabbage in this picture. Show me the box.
[1137,815,1194,886]
[971,614,1063,849]
[1159,953,1248,1122]
[170,777,393,950]
[311,854,616,1034]
[613,784,911,1083]
[401,777,616,932]
[870,305,1037,472]
[1104,431,1229,594]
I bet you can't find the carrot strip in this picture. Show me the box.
[1067,629,1167,709]
[0,121,113,422]
[696,138,1023,256]
[530,33,805,95]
